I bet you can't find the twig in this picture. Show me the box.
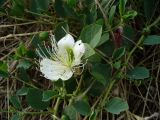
[0,30,52,41]
[0,21,38,28]
[144,112,159,120]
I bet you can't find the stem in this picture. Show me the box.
[69,75,83,105]
[53,97,61,120]
[100,80,116,108]
[0,30,52,41]
[0,109,51,115]
[148,16,160,29]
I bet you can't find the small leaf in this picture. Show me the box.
[109,5,116,24]
[18,68,30,82]
[30,0,50,14]
[42,90,59,101]
[10,95,22,109]
[67,0,77,7]
[113,61,121,69]
[17,59,32,70]
[11,113,21,120]
[64,105,78,120]
[122,10,137,20]
[144,0,156,19]
[15,42,27,58]
[97,32,109,46]
[0,61,9,78]
[119,0,127,16]
[80,24,102,48]
[54,0,67,17]
[83,43,95,59]
[10,0,25,17]
[143,35,160,45]
[91,63,111,85]
[127,67,150,80]
[61,114,70,120]
[73,100,91,116]
[112,47,125,60]
[105,97,129,114]
[16,87,29,96]
[27,88,50,110]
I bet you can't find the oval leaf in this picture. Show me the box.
[91,63,111,85]
[73,100,91,116]
[112,47,125,60]
[16,87,29,96]
[143,35,160,45]
[10,95,22,110]
[80,24,102,48]
[26,88,50,110]
[83,43,95,59]
[105,97,129,114]
[42,90,59,101]
[127,67,150,80]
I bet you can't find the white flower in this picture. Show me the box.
[37,34,85,81]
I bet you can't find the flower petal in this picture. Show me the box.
[73,40,85,65]
[40,58,73,81]
[57,34,75,49]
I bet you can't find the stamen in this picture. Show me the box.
[37,44,48,58]
[36,49,44,58]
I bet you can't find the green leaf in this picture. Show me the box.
[73,100,91,116]
[30,0,50,14]
[119,0,127,16]
[61,114,70,120]
[127,67,150,80]
[112,47,125,60]
[143,35,160,45]
[10,0,24,17]
[144,0,156,19]
[42,90,59,101]
[55,22,69,41]
[67,0,77,7]
[86,5,97,24]
[97,32,109,46]
[16,87,29,96]
[11,113,21,120]
[91,63,111,85]
[27,88,50,110]
[122,26,135,48]
[17,59,32,70]
[83,43,95,59]
[54,0,67,17]
[64,105,78,120]
[0,61,9,78]
[109,5,116,24]
[88,81,105,96]
[18,68,30,82]
[105,97,129,114]
[122,10,137,20]
[80,24,102,48]
[0,0,6,6]
[10,95,22,109]
[15,42,27,58]
[113,61,121,69]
